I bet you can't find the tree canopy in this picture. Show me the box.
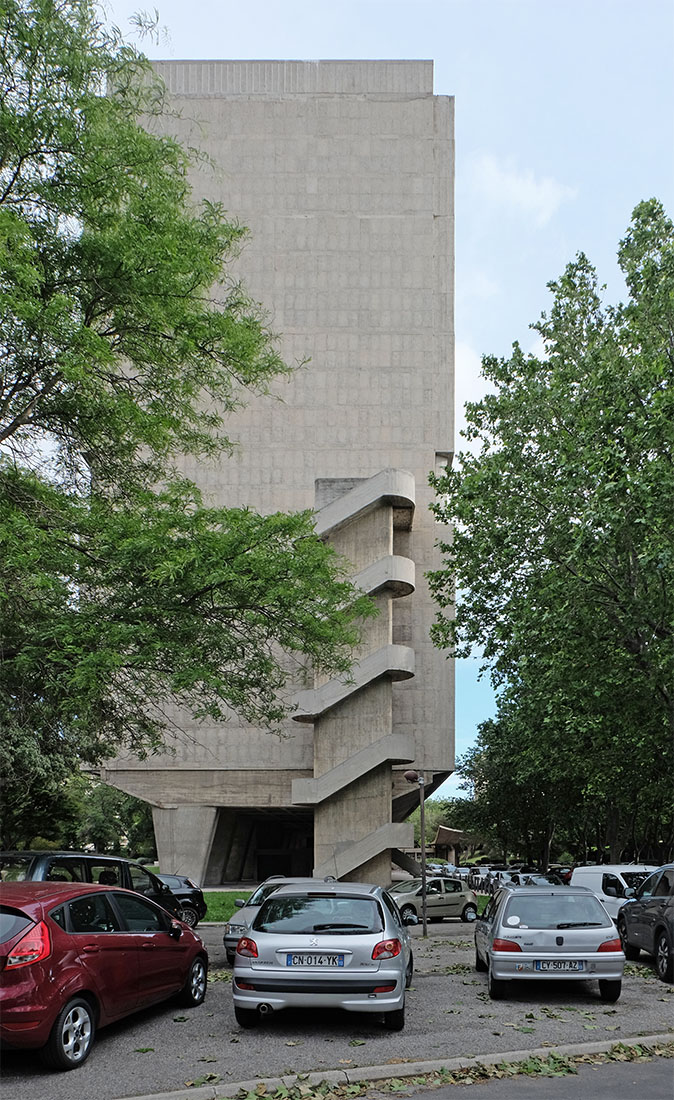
[430,200,674,864]
[0,0,372,840]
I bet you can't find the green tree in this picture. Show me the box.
[0,0,372,839]
[430,200,674,860]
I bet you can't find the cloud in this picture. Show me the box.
[454,341,495,452]
[469,153,578,227]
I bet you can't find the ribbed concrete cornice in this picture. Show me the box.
[353,554,415,598]
[292,644,415,723]
[314,822,415,880]
[313,468,415,538]
[291,733,415,806]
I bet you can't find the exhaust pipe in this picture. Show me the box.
[258,1003,273,1015]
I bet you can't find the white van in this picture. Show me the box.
[569,864,657,920]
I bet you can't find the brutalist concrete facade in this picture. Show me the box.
[101,61,454,886]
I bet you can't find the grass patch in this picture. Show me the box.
[203,891,252,922]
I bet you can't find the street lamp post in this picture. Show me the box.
[404,769,428,937]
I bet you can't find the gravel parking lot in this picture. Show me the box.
[2,923,672,1100]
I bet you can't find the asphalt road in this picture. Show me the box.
[1,922,672,1100]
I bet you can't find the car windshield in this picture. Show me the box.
[246,882,286,907]
[253,895,384,935]
[503,893,610,930]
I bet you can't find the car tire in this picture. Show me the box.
[234,1005,260,1028]
[400,905,417,922]
[475,946,488,973]
[405,952,414,989]
[487,962,507,1000]
[178,956,207,1006]
[40,997,96,1071]
[462,904,478,923]
[383,1001,405,1030]
[655,930,674,983]
[617,917,640,960]
[598,978,622,1003]
[180,904,199,928]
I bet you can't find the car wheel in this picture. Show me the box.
[234,1005,260,1028]
[178,956,207,1006]
[475,945,488,973]
[462,904,478,923]
[40,997,95,1071]
[405,952,414,989]
[180,904,199,928]
[487,961,507,1000]
[655,930,674,983]
[598,978,622,1003]
[617,917,640,961]
[383,1001,405,1030]
[400,905,417,922]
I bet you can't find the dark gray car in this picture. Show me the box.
[617,863,674,982]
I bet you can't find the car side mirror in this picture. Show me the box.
[234,898,246,908]
[401,910,419,926]
[168,921,183,940]
[624,886,635,898]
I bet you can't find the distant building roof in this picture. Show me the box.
[434,825,464,844]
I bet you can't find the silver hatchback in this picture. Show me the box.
[475,884,624,1002]
[232,881,416,1030]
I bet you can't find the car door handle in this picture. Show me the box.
[81,945,100,953]
[141,943,157,950]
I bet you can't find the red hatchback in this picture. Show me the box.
[0,881,208,1070]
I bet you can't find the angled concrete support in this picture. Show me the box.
[292,733,415,806]
[293,644,415,723]
[314,822,415,880]
[152,805,218,885]
[313,468,415,538]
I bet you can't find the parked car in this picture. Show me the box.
[156,874,207,928]
[568,864,657,921]
[223,876,324,963]
[389,875,478,922]
[617,864,674,983]
[0,881,208,1070]
[232,880,416,1030]
[474,883,624,1002]
[0,851,183,920]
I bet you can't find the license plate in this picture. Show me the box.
[286,953,344,967]
[534,960,584,972]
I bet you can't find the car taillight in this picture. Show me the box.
[236,937,258,958]
[372,938,401,960]
[492,938,522,952]
[597,937,623,953]
[6,921,51,969]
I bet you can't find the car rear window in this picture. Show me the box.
[503,893,611,929]
[254,895,384,935]
[0,907,33,944]
[0,857,32,881]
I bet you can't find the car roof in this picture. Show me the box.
[0,881,139,909]
[0,850,136,861]
[262,881,382,899]
[499,883,592,894]
[572,863,658,872]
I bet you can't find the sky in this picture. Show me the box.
[105,0,674,798]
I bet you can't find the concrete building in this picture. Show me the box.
[101,60,455,887]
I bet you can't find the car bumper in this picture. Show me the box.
[490,951,625,981]
[232,967,405,1013]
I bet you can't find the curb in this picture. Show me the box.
[115,1031,674,1100]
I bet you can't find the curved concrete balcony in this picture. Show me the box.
[314,821,415,880]
[291,732,415,806]
[314,467,415,538]
[353,554,415,598]
[292,643,415,723]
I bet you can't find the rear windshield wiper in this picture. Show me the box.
[556,921,604,928]
[313,923,372,931]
